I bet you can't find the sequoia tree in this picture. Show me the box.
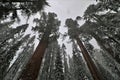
[65,18,102,80]
[0,23,29,79]
[83,0,120,64]
[18,12,61,80]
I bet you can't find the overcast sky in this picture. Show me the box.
[45,0,96,20]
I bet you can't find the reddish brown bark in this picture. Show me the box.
[18,38,49,80]
[75,36,102,80]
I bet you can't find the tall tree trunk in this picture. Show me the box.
[75,36,102,80]
[18,30,50,80]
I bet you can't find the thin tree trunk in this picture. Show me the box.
[18,34,49,80]
[91,32,120,63]
[75,36,102,80]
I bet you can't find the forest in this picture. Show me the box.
[0,0,120,80]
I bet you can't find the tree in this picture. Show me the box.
[37,39,64,80]
[3,35,35,80]
[78,1,120,78]
[78,27,120,79]
[0,0,48,19]
[91,49,120,80]
[65,18,102,80]
[0,24,28,48]
[95,0,120,12]
[0,23,29,79]
[84,1,120,44]
[70,41,93,80]
[68,55,75,80]
[54,45,64,80]
[38,41,56,80]
[83,1,120,64]
[62,44,70,80]
[18,12,61,80]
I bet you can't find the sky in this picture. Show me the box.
[45,0,96,20]
[45,0,98,55]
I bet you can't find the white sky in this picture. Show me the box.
[45,0,97,55]
[45,0,96,20]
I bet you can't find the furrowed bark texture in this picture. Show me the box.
[18,36,49,80]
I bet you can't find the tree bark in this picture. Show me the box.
[18,34,49,80]
[75,36,102,80]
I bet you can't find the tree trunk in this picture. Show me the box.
[75,36,102,80]
[18,33,49,80]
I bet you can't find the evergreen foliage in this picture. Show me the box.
[0,23,29,79]
[0,0,48,19]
